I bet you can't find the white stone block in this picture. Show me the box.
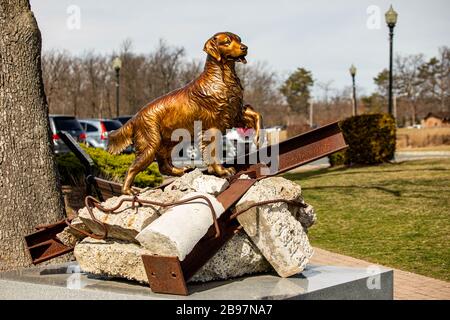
[135,192,225,260]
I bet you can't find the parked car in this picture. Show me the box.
[49,115,86,154]
[113,115,133,125]
[224,128,258,160]
[78,119,123,150]
[172,127,258,168]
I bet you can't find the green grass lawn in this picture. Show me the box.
[284,159,450,281]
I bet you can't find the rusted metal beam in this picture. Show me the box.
[141,255,188,296]
[24,220,74,265]
[231,121,347,176]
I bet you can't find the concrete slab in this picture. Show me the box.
[0,262,393,300]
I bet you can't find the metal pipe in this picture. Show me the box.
[115,69,120,118]
[352,74,357,116]
[388,25,394,115]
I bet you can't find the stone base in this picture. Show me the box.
[0,262,393,300]
[74,234,271,284]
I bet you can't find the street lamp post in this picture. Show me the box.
[309,99,314,128]
[385,5,398,116]
[112,57,122,118]
[349,64,357,116]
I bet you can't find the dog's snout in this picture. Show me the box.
[240,44,248,51]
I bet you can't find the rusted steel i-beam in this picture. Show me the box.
[231,121,347,176]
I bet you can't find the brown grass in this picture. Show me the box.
[397,127,450,148]
[397,145,450,152]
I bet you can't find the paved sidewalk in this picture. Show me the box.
[311,247,450,300]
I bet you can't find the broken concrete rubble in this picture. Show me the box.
[73,170,316,285]
[164,168,229,196]
[191,174,229,195]
[76,188,185,242]
[235,177,315,277]
[136,192,225,260]
[56,217,89,247]
[74,233,271,283]
[190,232,272,282]
[77,190,159,242]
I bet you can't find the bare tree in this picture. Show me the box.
[237,62,285,126]
[395,54,425,125]
[41,50,71,113]
[418,46,450,112]
[179,59,202,85]
[317,80,335,105]
[118,39,147,115]
[83,52,102,118]
[67,56,84,117]
[143,39,186,101]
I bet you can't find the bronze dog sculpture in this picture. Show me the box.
[108,32,262,195]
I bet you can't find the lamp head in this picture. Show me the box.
[349,64,357,77]
[385,5,398,28]
[113,57,122,72]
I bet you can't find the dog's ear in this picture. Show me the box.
[203,37,221,62]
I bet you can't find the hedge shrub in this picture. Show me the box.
[329,113,396,166]
[328,150,347,167]
[56,146,163,187]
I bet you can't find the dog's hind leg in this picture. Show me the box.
[157,156,187,176]
[122,147,157,195]
[122,126,160,195]
[207,163,236,176]
[242,104,263,148]
[156,143,191,176]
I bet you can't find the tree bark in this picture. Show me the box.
[0,0,65,271]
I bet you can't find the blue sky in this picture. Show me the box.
[30,0,450,97]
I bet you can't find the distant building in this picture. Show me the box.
[421,112,450,128]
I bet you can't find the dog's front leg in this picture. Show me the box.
[201,128,236,177]
[243,104,263,148]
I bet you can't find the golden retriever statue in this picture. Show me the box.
[108,32,262,195]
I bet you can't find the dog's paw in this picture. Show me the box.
[171,166,191,176]
[122,188,136,196]
[224,167,236,176]
[181,166,195,173]
[253,134,260,149]
[208,164,235,177]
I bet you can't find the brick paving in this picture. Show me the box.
[310,247,450,300]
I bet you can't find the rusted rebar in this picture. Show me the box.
[66,194,222,240]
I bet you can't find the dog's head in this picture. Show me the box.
[203,32,248,64]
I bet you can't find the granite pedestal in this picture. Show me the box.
[0,262,393,300]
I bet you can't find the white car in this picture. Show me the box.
[78,119,122,150]
[172,128,258,168]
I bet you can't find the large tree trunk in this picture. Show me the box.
[0,0,65,271]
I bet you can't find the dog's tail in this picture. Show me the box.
[107,120,133,155]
